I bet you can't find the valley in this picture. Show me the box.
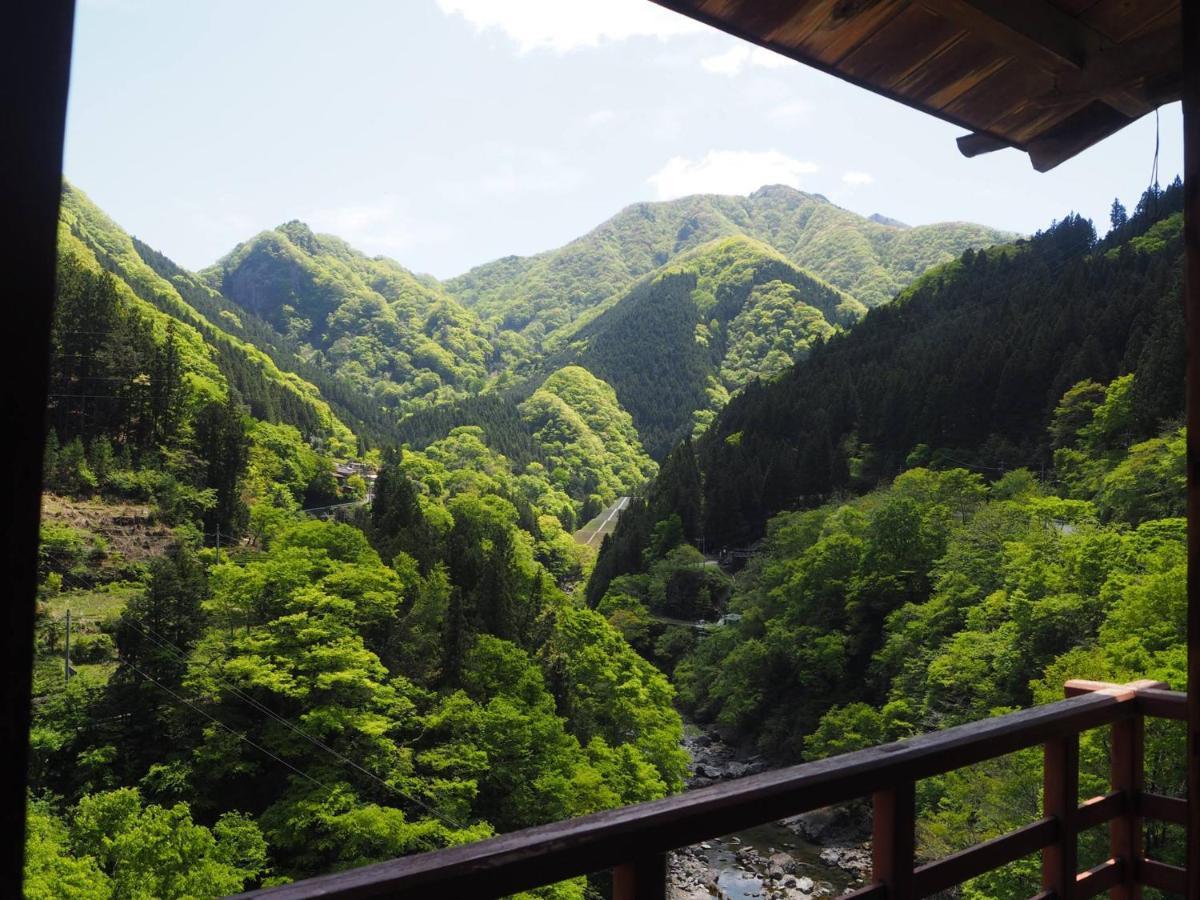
[25,176,1189,900]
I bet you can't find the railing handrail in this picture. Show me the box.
[237,683,1183,899]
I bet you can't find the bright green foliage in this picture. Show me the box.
[539,604,688,791]
[519,366,657,510]
[59,184,356,451]
[447,186,1010,342]
[718,280,835,392]
[23,799,110,900]
[204,221,495,415]
[649,379,1187,879]
[32,408,686,884]
[25,789,267,899]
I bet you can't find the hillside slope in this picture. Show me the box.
[204,223,498,416]
[589,181,1185,603]
[446,185,1013,342]
[58,184,357,452]
[551,235,863,457]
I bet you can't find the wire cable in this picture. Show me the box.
[120,615,467,831]
[118,654,325,789]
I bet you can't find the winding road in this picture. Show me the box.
[573,496,629,547]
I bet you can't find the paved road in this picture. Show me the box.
[574,496,629,547]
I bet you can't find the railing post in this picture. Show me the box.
[613,852,667,900]
[1044,733,1080,899]
[1112,681,1167,899]
[873,781,916,900]
[1110,713,1143,899]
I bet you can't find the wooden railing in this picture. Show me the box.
[237,680,1188,900]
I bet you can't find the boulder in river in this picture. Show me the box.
[769,851,797,876]
[819,846,872,878]
[784,805,871,846]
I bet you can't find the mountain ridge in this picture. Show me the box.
[443,184,1015,338]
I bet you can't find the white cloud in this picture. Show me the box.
[435,0,702,53]
[700,44,790,76]
[305,196,451,257]
[768,99,811,121]
[648,150,818,200]
[582,109,618,129]
[842,170,875,186]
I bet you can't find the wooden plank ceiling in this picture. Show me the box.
[649,0,1183,171]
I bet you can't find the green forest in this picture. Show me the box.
[588,181,1189,896]
[26,174,1186,899]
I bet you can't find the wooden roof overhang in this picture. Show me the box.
[650,0,1183,171]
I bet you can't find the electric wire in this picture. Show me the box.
[119,615,468,831]
[117,654,325,789]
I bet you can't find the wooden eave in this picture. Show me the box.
[649,0,1183,171]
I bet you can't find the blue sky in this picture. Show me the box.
[64,0,1182,279]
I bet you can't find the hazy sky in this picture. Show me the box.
[65,0,1183,279]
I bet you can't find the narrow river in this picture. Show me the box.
[671,723,866,900]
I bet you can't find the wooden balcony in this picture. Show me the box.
[238,679,1187,899]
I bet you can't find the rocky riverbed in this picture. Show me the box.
[668,727,871,900]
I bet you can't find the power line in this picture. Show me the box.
[120,615,467,831]
[117,654,325,789]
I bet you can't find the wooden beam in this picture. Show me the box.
[872,782,916,900]
[919,0,1102,72]
[1,3,76,896]
[1044,734,1080,899]
[1109,716,1144,899]
[957,130,1012,157]
[1185,1,1200,897]
[1137,792,1188,826]
[613,853,667,900]
[1075,859,1124,899]
[912,817,1058,897]
[1141,858,1188,895]
[1030,24,1183,116]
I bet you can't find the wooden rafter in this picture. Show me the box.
[650,0,1183,170]
[918,0,1102,72]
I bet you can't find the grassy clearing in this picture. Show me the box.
[44,583,140,627]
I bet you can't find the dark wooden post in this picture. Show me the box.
[1043,734,1080,899]
[1186,2,1200,898]
[1110,712,1145,898]
[1,3,76,895]
[873,782,916,900]
[612,852,667,900]
[1111,681,1167,899]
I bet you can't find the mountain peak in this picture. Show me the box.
[869,213,910,229]
[276,220,321,253]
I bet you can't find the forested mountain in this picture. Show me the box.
[446,185,1012,342]
[58,185,358,454]
[546,235,865,457]
[197,187,1005,466]
[591,180,1185,589]
[582,182,1189,895]
[519,366,658,517]
[398,235,865,462]
[30,191,684,897]
[133,237,401,447]
[203,223,499,416]
[34,172,1184,899]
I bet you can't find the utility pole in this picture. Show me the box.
[63,608,70,683]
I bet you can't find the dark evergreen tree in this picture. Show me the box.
[193,396,250,537]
